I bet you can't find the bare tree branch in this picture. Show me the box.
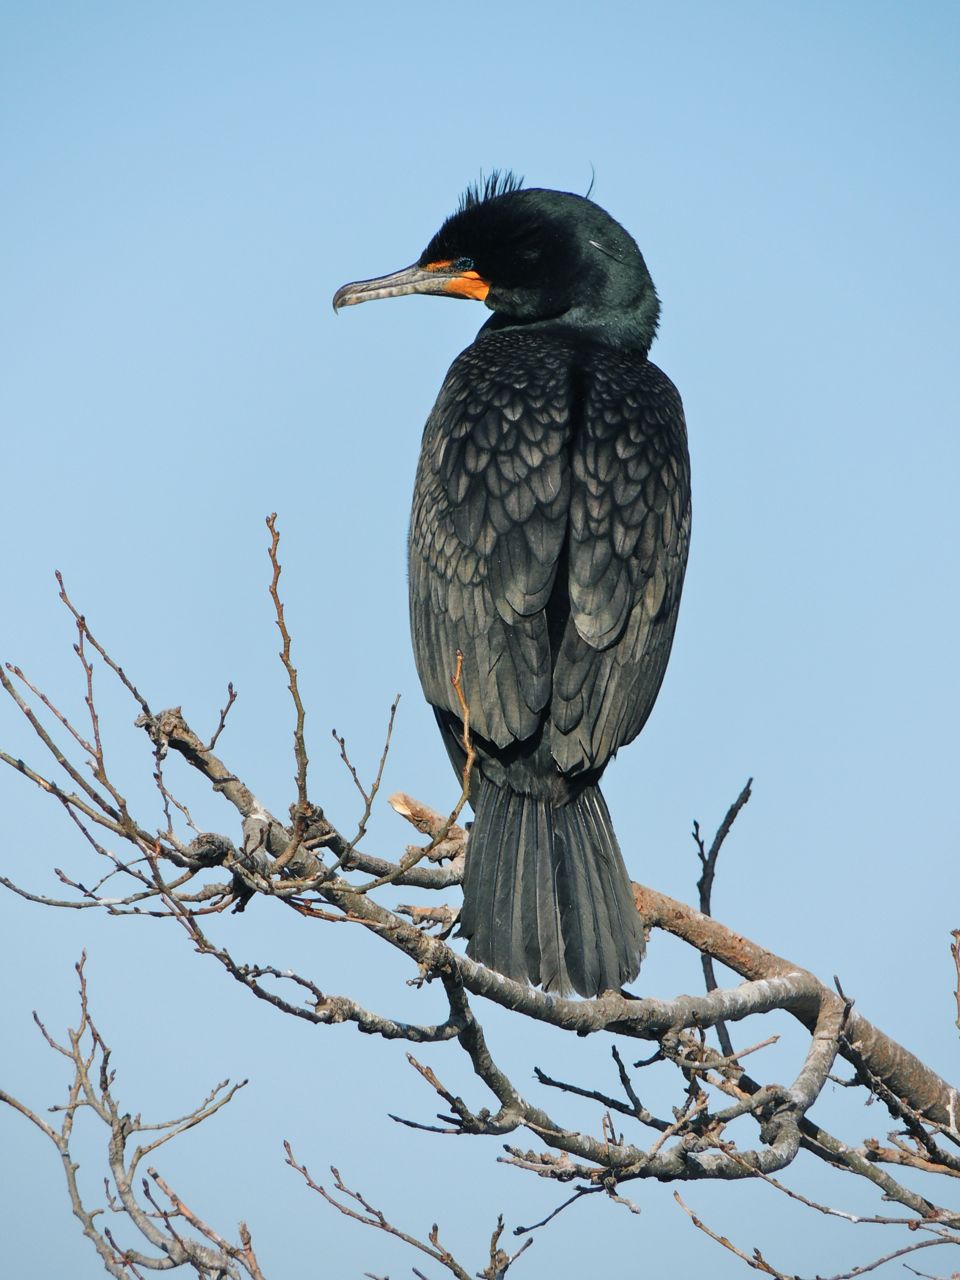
[284,1144,531,1280]
[0,958,262,1279]
[4,535,960,1280]
[675,1191,956,1280]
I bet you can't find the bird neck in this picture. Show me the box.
[480,294,659,355]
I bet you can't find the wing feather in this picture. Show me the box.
[409,331,572,750]
[551,354,690,774]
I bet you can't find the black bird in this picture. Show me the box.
[334,175,690,997]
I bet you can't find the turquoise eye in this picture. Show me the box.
[453,256,475,271]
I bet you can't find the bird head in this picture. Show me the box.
[333,174,661,353]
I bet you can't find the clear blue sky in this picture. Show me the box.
[1,3,958,1276]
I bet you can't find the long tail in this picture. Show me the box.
[459,778,644,996]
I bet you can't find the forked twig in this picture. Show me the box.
[674,1191,953,1280]
[331,694,400,856]
[347,650,474,894]
[56,571,152,716]
[0,959,262,1279]
[284,1145,474,1280]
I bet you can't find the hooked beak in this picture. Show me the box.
[332,261,490,311]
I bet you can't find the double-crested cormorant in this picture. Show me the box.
[334,174,690,997]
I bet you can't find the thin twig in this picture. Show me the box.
[265,513,309,871]
[675,1191,953,1280]
[208,682,238,751]
[332,695,400,856]
[56,571,152,715]
[693,778,752,1060]
[284,1145,474,1280]
[346,651,474,894]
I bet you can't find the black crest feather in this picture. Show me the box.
[458,170,524,213]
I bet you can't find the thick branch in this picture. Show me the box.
[637,884,959,1132]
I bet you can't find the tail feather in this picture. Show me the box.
[518,796,546,984]
[492,791,528,983]
[535,793,568,992]
[554,801,594,994]
[579,789,636,982]
[461,788,527,985]
[461,778,643,997]
[560,798,610,997]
